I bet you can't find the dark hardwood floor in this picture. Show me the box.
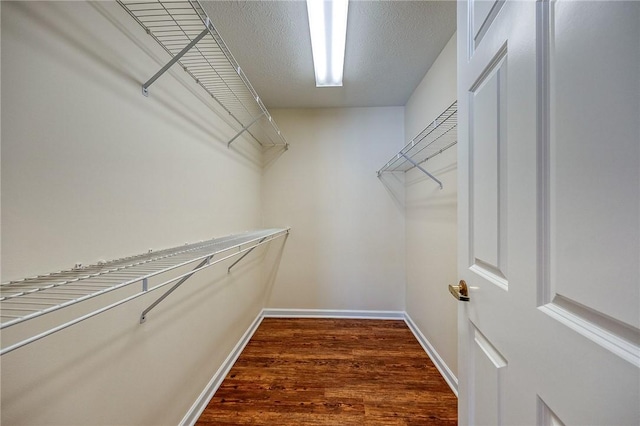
[196,318,457,425]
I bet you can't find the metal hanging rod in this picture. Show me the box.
[117,0,288,150]
[0,228,289,356]
[377,101,457,188]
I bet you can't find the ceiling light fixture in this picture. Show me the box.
[306,0,349,87]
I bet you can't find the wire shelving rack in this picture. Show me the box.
[377,101,457,188]
[0,228,289,356]
[117,0,288,149]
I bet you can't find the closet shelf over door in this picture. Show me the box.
[118,0,288,150]
[377,101,457,188]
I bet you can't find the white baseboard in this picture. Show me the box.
[182,308,457,425]
[179,310,265,426]
[262,308,405,320]
[403,312,458,396]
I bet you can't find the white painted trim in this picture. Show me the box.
[404,312,459,396]
[179,311,265,426]
[262,308,405,320]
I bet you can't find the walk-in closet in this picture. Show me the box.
[2,1,639,425]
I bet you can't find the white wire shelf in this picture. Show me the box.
[117,0,288,150]
[0,228,289,355]
[377,101,457,188]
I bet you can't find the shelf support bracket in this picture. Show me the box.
[142,19,211,97]
[400,153,443,189]
[227,238,266,273]
[140,255,211,323]
[227,112,267,147]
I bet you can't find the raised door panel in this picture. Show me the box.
[538,0,640,365]
[470,323,507,426]
[469,0,505,54]
[470,51,508,289]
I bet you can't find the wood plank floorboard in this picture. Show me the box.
[196,318,457,425]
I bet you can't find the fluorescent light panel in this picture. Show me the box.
[307,0,349,87]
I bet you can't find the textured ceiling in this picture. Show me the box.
[201,0,456,109]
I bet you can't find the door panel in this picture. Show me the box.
[469,0,506,54]
[470,323,507,426]
[470,52,508,287]
[543,0,640,329]
[457,1,640,425]
[538,0,640,367]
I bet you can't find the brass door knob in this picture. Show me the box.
[449,280,470,301]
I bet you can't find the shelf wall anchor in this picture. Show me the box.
[140,255,212,323]
[227,237,266,272]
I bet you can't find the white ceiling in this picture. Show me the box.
[201,1,456,109]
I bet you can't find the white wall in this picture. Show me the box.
[1,2,281,424]
[404,34,458,378]
[262,107,406,311]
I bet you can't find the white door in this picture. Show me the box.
[456,1,639,425]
